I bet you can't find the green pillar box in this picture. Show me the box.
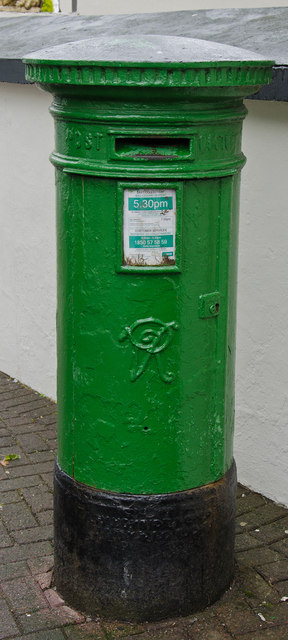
[24,36,272,622]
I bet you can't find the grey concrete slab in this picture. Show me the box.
[0,8,287,98]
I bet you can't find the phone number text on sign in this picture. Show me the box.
[123,189,176,267]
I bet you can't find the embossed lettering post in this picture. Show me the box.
[23,37,272,622]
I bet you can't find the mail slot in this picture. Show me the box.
[114,136,192,159]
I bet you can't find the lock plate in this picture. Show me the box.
[198,291,220,318]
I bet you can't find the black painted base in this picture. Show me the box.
[54,461,236,622]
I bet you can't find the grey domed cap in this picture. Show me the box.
[24,34,272,63]
[23,34,273,88]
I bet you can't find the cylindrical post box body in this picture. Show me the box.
[24,37,272,622]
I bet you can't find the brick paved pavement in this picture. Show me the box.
[0,370,288,639]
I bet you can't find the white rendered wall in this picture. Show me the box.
[236,99,288,506]
[0,83,287,505]
[59,0,288,15]
[0,83,56,400]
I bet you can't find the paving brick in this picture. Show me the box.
[0,390,12,400]
[274,580,288,598]
[236,492,268,516]
[255,602,288,625]
[236,504,288,532]
[0,393,14,404]
[0,387,19,398]
[117,631,184,640]
[15,399,53,414]
[0,371,20,380]
[27,406,57,419]
[46,438,58,451]
[0,429,10,441]
[41,415,57,426]
[27,555,54,575]
[271,538,288,557]
[236,547,282,568]
[0,435,16,448]
[0,560,29,581]
[41,400,56,409]
[35,571,53,590]
[10,422,47,434]
[259,560,288,584]
[0,383,15,394]
[6,407,54,422]
[100,621,145,638]
[0,476,44,491]
[0,597,20,639]
[18,606,85,633]
[0,379,34,390]
[235,532,264,552]
[215,600,268,635]
[115,637,157,640]
[37,510,54,526]
[0,395,43,411]
[0,490,22,504]
[0,444,30,464]
[215,571,244,605]
[4,461,53,478]
[12,525,53,545]
[239,627,288,639]
[0,466,8,480]
[249,518,288,545]
[16,433,50,454]
[0,375,19,388]
[185,619,231,639]
[14,631,66,640]
[0,387,23,398]
[44,589,65,608]
[1,500,37,531]
[1,541,53,563]
[11,411,50,423]
[39,425,56,437]
[0,521,14,547]
[0,388,33,402]
[28,451,55,464]
[0,465,9,485]
[0,427,10,436]
[2,576,48,613]
[237,567,279,606]
[21,486,53,513]
[3,417,39,428]
[63,623,105,639]
[41,472,54,491]
[0,409,29,420]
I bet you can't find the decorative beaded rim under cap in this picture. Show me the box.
[23,35,273,88]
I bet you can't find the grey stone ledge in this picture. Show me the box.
[1,7,287,100]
